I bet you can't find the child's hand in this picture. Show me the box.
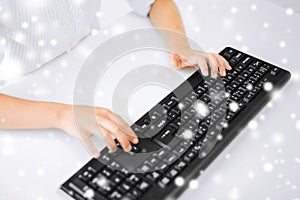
[170,48,232,78]
[59,105,138,158]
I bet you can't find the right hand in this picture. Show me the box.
[59,105,138,158]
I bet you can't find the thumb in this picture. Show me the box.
[169,53,182,69]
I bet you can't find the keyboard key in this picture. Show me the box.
[120,181,132,192]
[251,60,263,68]
[270,67,280,76]
[136,180,151,192]
[158,177,171,188]
[167,168,179,179]
[127,174,141,185]
[222,48,235,59]
[130,188,142,199]
[109,191,123,200]
[101,168,113,178]
[154,126,176,145]
[241,56,252,66]
[111,174,123,185]
[69,178,105,200]
[146,171,161,181]
[174,160,187,171]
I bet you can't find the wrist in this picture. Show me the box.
[51,103,71,131]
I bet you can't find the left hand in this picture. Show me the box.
[170,48,232,78]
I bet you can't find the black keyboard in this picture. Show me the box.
[61,47,291,200]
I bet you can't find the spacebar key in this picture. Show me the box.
[69,178,105,200]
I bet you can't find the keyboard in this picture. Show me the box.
[61,47,291,200]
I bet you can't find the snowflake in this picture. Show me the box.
[228,187,240,200]
[187,5,194,12]
[263,82,273,92]
[225,153,231,159]
[18,169,26,177]
[38,40,45,47]
[0,38,6,45]
[223,18,234,29]
[251,4,257,11]
[181,129,193,140]
[194,101,210,118]
[189,179,199,189]
[194,26,200,32]
[130,55,136,61]
[21,21,29,29]
[248,171,254,179]
[43,69,50,77]
[263,22,269,28]
[235,35,243,42]
[83,188,95,199]
[61,60,68,67]
[50,39,57,46]
[96,11,102,18]
[282,58,288,64]
[296,120,300,131]
[246,83,253,91]
[248,120,258,130]
[279,41,286,48]
[231,7,237,14]
[174,176,185,187]
[241,46,248,52]
[286,8,294,16]
[0,117,5,123]
[229,101,239,112]
[13,32,25,44]
[96,175,108,188]
[272,133,283,144]
[31,15,38,22]
[102,29,109,35]
[217,134,223,141]
[37,168,45,176]
[263,162,273,173]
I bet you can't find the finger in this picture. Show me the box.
[214,55,226,77]
[112,115,139,144]
[82,135,100,158]
[112,114,136,137]
[99,118,132,152]
[206,55,218,79]
[220,56,232,70]
[100,127,117,152]
[169,54,182,69]
[112,131,132,152]
[196,57,209,76]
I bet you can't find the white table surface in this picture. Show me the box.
[1,0,300,200]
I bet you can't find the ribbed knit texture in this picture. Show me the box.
[0,0,101,81]
[0,0,154,83]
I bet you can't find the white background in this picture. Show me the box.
[0,0,300,200]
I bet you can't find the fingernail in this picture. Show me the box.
[109,147,117,153]
[93,152,100,158]
[202,70,208,76]
[126,146,132,152]
[133,138,139,144]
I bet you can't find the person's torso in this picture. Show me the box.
[0,0,101,81]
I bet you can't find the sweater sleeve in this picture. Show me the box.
[127,0,156,17]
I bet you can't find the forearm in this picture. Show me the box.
[149,0,190,51]
[0,94,66,130]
